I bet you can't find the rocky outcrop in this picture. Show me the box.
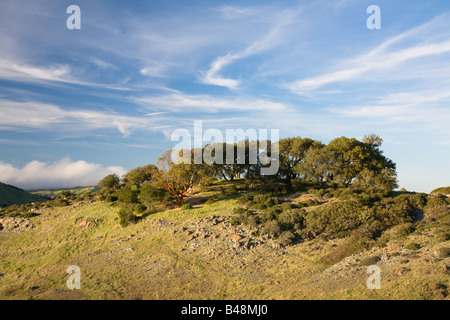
[0,217,33,233]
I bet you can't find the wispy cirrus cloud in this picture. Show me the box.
[0,58,132,90]
[200,6,303,89]
[0,59,73,83]
[289,13,450,95]
[0,100,163,137]
[135,92,287,113]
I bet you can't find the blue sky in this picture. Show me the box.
[0,0,449,191]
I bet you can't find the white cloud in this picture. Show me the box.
[201,53,243,89]
[0,58,132,91]
[0,100,162,137]
[0,59,73,83]
[289,14,450,94]
[135,93,287,113]
[0,157,127,190]
[200,7,302,89]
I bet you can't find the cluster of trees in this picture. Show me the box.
[98,134,398,209]
[278,134,397,192]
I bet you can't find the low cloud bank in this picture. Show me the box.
[0,157,127,190]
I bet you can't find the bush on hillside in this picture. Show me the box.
[118,208,137,227]
[181,203,193,210]
[134,203,147,214]
[277,231,296,246]
[116,185,139,204]
[262,220,282,238]
[277,209,305,232]
[139,183,171,205]
[260,207,282,223]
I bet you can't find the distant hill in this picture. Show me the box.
[431,186,450,196]
[0,182,46,207]
[30,186,101,199]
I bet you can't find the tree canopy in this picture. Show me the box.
[98,133,398,208]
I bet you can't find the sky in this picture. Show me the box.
[0,0,449,192]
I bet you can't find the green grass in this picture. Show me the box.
[1,181,449,300]
[431,186,450,195]
[0,182,46,207]
[30,186,100,199]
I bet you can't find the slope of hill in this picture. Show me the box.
[30,186,101,200]
[0,182,46,207]
[431,186,450,196]
[0,181,448,300]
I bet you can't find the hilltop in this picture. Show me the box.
[432,186,450,197]
[0,179,448,300]
[0,134,448,300]
[0,182,46,207]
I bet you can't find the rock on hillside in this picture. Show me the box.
[0,217,33,233]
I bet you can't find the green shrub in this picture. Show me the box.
[230,215,243,226]
[134,203,147,214]
[116,185,139,204]
[405,243,420,250]
[251,193,279,208]
[278,209,305,232]
[242,215,260,228]
[60,190,72,198]
[277,231,296,246]
[294,202,308,208]
[105,194,118,203]
[146,205,158,215]
[233,207,250,216]
[251,203,267,210]
[434,227,450,242]
[118,208,137,227]
[139,183,171,205]
[281,203,294,210]
[264,197,279,207]
[360,256,380,266]
[424,196,449,222]
[304,201,365,238]
[388,223,415,240]
[52,198,69,207]
[314,189,326,197]
[262,220,282,238]
[337,188,355,199]
[253,193,270,205]
[236,194,254,205]
[260,207,282,222]
[181,203,193,210]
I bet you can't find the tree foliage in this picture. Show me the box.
[98,174,120,190]
[122,164,158,187]
[152,150,205,207]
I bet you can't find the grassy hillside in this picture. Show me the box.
[0,182,46,207]
[31,186,100,200]
[431,186,450,196]
[0,181,449,300]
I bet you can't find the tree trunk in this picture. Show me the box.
[175,195,183,207]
